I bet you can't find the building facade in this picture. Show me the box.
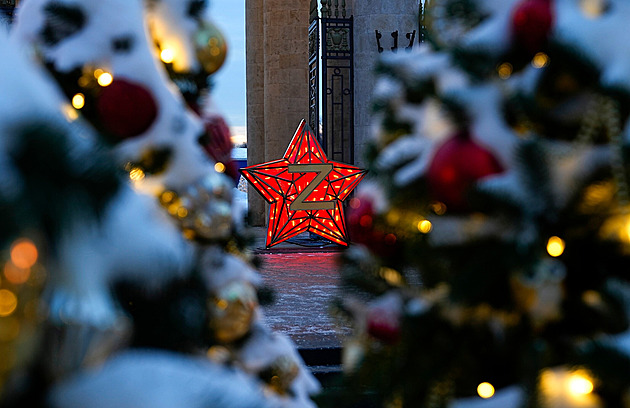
[245,0,421,226]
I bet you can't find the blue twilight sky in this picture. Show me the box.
[209,1,247,139]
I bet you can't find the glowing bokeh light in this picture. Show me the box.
[129,167,145,182]
[10,239,38,269]
[4,262,30,285]
[72,93,85,109]
[418,220,432,234]
[547,236,566,257]
[568,372,594,396]
[497,62,513,79]
[477,382,495,399]
[160,48,175,64]
[214,162,226,173]
[0,290,18,317]
[97,72,113,87]
[532,52,549,69]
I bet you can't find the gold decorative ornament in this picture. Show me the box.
[195,20,228,75]
[260,355,300,395]
[208,280,258,344]
[159,173,233,241]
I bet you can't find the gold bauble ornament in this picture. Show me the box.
[159,173,233,241]
[208,280,258,344]
[259,355,300,396]
[195,20,228,75]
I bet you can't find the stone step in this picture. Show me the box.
[298,347,342,386]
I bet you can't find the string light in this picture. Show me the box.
[72,93,85,109]
[97,72,113,87]
[63,105,79,121]
[477,382,495,399]
[532,52,549,69]
[379,267,403,286]
[160,48,175,64]
[214,162,226,173]
[568,372,594,396]
[547,236,566,257]
[160,191,176,204]
[497,62,513,79]
[10,239,38,269]
[0,289,18,317]
[417,220,432,234]
[4,262,30,285]
[129,167,145,182]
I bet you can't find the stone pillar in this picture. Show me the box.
[245,0,266,226]
[352,0,420,168]
[246,0,311,226]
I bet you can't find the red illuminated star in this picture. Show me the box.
[240,120,366,248]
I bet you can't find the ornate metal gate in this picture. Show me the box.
[309,1,354,164]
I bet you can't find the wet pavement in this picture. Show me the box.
[252,228,352,348]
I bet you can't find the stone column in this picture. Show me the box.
[352,0,420,168]
[246,0,311,226]
[246,0,266,226]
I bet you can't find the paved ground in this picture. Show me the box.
[251,228,352,348]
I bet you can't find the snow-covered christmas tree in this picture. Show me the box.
[0,1,319,407]
[323,0,630,407]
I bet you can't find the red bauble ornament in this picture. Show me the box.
[511,0,554,56]
[348,195,399,258]
[426,131,504,212]
[366,300,402,345]
[200,114,239,183]
[96,78,158,140]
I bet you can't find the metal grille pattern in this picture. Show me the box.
[321,17,353,164]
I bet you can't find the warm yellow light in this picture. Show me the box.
[11,239,38,269]
[129,167,145,182]
[497,62,513,79]
[72,93,85,109]
[582,290,602,307]
[417,220,432,234]
[477,382,495,399]
[379,267,403,286]
[97,72,113,87]
[177,207,189,218]
[168,204,179,215]
[532,52,549,69]
[4,262,31,285]
[63,105,79,121]
[0,290,18,317]
[160,49,175,64]
[214,162,226,173]
[568,372,594,396]
[547,236,565,257]
[161,191,176,204]
[93,68,104,79]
